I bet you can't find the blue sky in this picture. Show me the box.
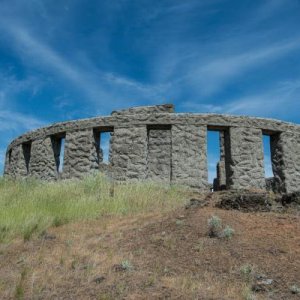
[0,0,300,181]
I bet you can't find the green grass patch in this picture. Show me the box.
[0,174,189,242]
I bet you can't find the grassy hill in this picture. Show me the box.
[0,175,187,243]
[0,176,299,299]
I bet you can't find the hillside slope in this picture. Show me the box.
[1,192,299,299]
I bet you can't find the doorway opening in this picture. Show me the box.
[262,134,274,179]
[22,142,32,175]
[207,127,228,191]
[58,138,65,173]
[8,149,12,166]
[51,133,66,173]
[94,127,114,165]
[207,130,220,185]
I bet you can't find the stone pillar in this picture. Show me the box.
[5,145,28,178]
[4,150,11,176]
[226,127,265,190]
[63,129,98,179]
[30,137,57,180]
[271,132,300,193]
[171,124,207,189]
[215,131,227,190]
[110,125,148,181]
[147,127,172,182]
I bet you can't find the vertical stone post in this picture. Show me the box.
[226,127,265,190]
[4,150,11,176]
[215,131,227,190]
[30,137,57,180]
[5,144,28,178]
[147,127,172,183]
[271,132,300,193]
[171,124,208,189]
[110,125,148,181]
[63,129,98,179]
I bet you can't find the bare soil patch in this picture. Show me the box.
[0,192,300,299]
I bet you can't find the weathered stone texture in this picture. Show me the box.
[171,124,207,189]
[111,126,148,181]
[63,129,98,179]
[3,151,10,175]
[271,132,300,193]
[111,104,174,116]
[7,113,300,150]
[214,131,227,191]
[5,144,28,177]
[30,137,57,180]
[147,127,172,182]
[4,104,300,193]
[226,127,266,190]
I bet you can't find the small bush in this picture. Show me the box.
[242,287,257,300]
[222,225,235,239]
[121,260,133,271]
[290,284,300,294]
[240,264,255,282]
[207,215,235,239]
[175,219,184,226]
[207,215,222,237]
[240,264,254,275]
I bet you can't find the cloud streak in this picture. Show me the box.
[0,19,168,111]
[181,79,300,123]
[186,40,300,96]
[0,110,45,132]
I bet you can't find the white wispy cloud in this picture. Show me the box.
[0,107,46,174]
[0,110,45,132]
[181,79,300,120]
[1,0,298,111]
[186,40,300,97]
[0,20,168,110]
[148,0,300,100]
[0,72,46,131]
[0,72,47,175]
[225,80,300,118]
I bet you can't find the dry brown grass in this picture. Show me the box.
[0,192,300,299]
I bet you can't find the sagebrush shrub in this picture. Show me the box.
[222,225,235,239]
[207,215,222,237]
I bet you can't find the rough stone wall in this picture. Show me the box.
[30,137,57,180]
[4,144,28,177]
[111,126,148,181]
[147,127,172,182]
[3,151,10,175]
[171,124,207,189]
[4,104,300,193]
[111,104,174,116]
[7,112,300,150]
[63,129,98,179]
[271,132,300,193]
[226,127,266,190]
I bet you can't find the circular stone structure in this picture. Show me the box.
[4,104,300,193]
